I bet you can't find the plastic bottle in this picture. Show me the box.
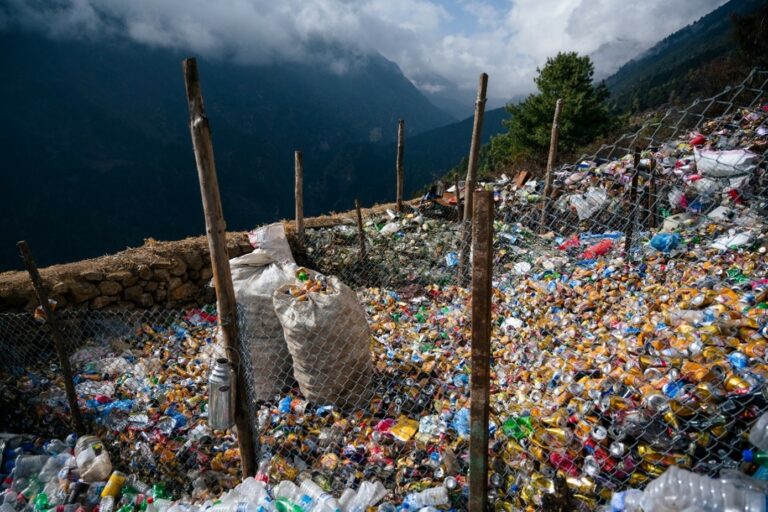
[21,478,43,501]
[744,449,768,467]
[237,478,268,503]
[642,466,766,512]
[343,482,386,512]
[100,496,116,512]
[402,486,448,509]
[254,456,271,485]
[750,412,768,452]
[720,468,768,494]
[273,482,311,512]
[273,500,303,512]
[205,502,267,512]
[298,479,339,512]
[13,456,49,479]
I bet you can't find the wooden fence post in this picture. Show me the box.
[182,57,256,476]
[459,73,488,283]
[355,198,366,263]
[396,119,405,213]
[469,190,493,512]
[295,150,305,244]
[463,73,489,223]
[455,175,462,222]
[624,147,641,260]
[539,98,563,233]
[17,241,85,436]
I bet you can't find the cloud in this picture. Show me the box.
[1,0,728,99]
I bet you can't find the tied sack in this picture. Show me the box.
[273,269,373,407]
[229,223,296,399]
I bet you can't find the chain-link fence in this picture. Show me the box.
[1,68,768,511]
[0,307,244,499]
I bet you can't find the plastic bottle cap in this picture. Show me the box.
[743,449,755,463]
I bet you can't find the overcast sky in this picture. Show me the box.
[1,0,728,99]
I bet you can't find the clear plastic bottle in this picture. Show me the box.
[750,412,768,452]
[205,502,267,512]
[13,456,49,479]
[237,478,268,503]
[402,486,448,509]
[100,496,116,512]
[298,479,339,512]
[344,481,386,512]
[642,466,766,512]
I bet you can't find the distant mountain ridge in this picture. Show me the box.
[604,0,764,110]
[0,30,458,270]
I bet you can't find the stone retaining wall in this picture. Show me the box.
[0,233,253,312]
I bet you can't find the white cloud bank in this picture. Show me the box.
[1,0,727,98]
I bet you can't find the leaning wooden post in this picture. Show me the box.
[624,147,641,260]
[17,241,85,436]
[455,175,462,222]
[539,98,563,233]
[355,198,366,263]
[463,73,489,223]
[469,190,493,512]
[182,57,256,476]
[295,150,305,244]
[396,119,405,213]
[459,73,488,283]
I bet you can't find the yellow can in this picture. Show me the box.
[101,471,127,498]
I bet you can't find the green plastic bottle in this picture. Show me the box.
[502,415,533,440]
[32,492,48,512]
[743,449,768,466]
[274,498,305,512]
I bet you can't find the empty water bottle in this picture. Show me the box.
[342,481,386,512]
[642,466,766,512]
[751,412,768,452]
[402,486,448,509]
[299,478,340,512]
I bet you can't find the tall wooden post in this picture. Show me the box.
[17,241,85,436]
[295,150,305,243]
[469,190,493,512]
[459,73,488,283]
[182,57,256,476]
[355,198,366,263]
[463,73,489,223]
[624,147,641,260]
[539,98,563,233]
[396,119,405,213]
[455,175,462,222]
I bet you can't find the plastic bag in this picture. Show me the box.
[649,233,681,253]
[569,187,607,220]
[229,223,298,399]
[695,148,759,177]
[230,249,297,400]
[247,223,294,264]
[667,188,685,209]
[272,269,373,407]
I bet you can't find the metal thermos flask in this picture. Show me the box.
[208,358,235,429]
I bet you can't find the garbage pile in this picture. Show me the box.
[502,104,768,234]
[1,101,767,511]
[0,308,246,495]
[0,432,451,512]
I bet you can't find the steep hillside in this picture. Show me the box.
[0,31,454,270]
[605,0,765,111]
